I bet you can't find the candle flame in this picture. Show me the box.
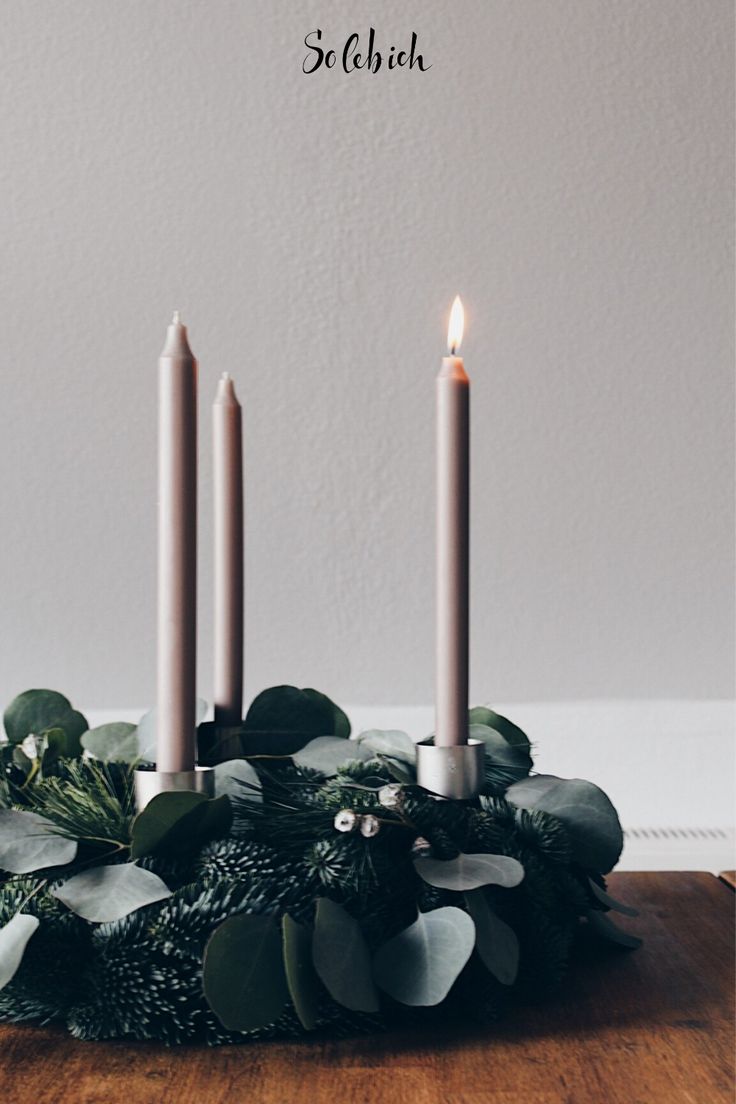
[447,296,464,355]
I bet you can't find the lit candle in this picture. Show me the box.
[157,311,198,773]
[213,373,244,726]
[435,296,469,747]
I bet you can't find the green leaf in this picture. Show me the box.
[244,685,340,740]
[81,723,139,764]
[130,792,232,859]
[468,707,531,748]
[506,775,623,873]
[588,878,639,917]
[292,737,371,775]
[464,889,519,985]
[468,723,533,788]
[587,910,642,948]
[301,689,351,740]
[3,690,87,755]
[51,862,171,922]
[356,730,417,765]
[312,898,379,1013]
[282,914,320,1030]
[372,907,476,1006]
[213,759,262,803]
[0,913,40,990]
[0,809,78,873]
[136,699,208,763]
[414,851,524,891]
[203,914,289,1031]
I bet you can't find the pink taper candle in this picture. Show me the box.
[435,296,469,747]
[157,312,198,773]
[213,373,244,726]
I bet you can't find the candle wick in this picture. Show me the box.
[172,310,181,325]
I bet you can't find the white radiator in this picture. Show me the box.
[619,826,735,872]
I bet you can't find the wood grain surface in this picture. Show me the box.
[0,872,732,1104]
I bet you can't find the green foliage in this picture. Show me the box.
[27,759,134,848]
[203,914,289,1031]
[0,687,636,1045]
[3,690,87,757]
[506,775,624,872]
[130,792,232,860]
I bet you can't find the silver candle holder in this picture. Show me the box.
[415,737,484,800]
[133,764,215,811]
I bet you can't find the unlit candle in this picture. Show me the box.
[213,372,244,726]
[157,312,198,773]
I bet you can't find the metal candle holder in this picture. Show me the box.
[415,737,484,799]
[133,765,216,810]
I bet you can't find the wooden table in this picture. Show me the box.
[0,873,733,1104]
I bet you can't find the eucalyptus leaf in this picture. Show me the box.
[464,889,519,985]
[468,724,533,789]
[468,707,531,748]
[11,747,32,776]
[244,686,339,740]
[136,699,208,763]
[282,914,320,1030]
[372,907,476,1006]
[130,791,232,859]
[81,723,139,764]
[0,913,39,990]
[51,862,171,922]
[0,809,78,873]
[213,759,263,803]
[203,914,289,1031]
[301,689,351,740]
[506,775,623,873]
[356,730,417,765]
[2,689,87,757]
[312,898,379,1013]
[292,736,371,775]
[40,728,69,767]
[414,852,524,891]
[588,878,639,917]
[587,910,642,948]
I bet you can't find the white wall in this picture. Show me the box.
[0,0,733,710]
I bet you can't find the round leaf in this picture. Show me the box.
[244,686,336,738]
[373,907,476,1006]
[312,898,379,1013]
[51,862,171,922]
[282,914,320,1030]
[0,809,78,873]
[136,699,208,763]
[81,723,139,764]
[301,689,351,740]
[213,759,262,803]
[0,913,40,990]
[464,889,519,985]
[414,852,524,891]
[3,689,87,756]
[469,724,533,788]
[293,737,371,775]
[506,775,623,873]
[130,792,231,859]
[203,914,289,1031]
[356,730,417,766]
[468,707,531,748]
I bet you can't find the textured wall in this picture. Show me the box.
[0,0,733,709]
